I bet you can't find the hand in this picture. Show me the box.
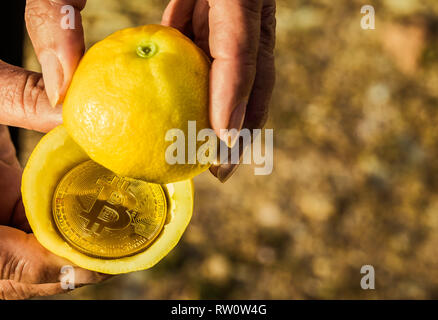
[162,0,276,182]
[1,0,88,130]
[0,126,108,300]
[0,0,108,300]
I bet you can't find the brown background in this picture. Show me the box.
[19,0,438,299]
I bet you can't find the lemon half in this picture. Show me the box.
[22,126,193,274]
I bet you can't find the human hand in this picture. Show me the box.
[162,0,276,182]
[0,126,109,300]
[1,0,88,130]
[0,0,109,300]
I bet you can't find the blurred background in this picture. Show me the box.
[9,0,438,299]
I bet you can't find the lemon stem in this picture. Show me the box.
[137,42,158,58]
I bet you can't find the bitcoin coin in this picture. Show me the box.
[52,160,167,259]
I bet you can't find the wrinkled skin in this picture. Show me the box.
[0,125,108,299]
[0,0,275,299]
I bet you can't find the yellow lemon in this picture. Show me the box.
[63,25,211,184]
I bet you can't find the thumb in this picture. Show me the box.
[0,226,110,299]
[0,60,62,132]
[25,0,86,107]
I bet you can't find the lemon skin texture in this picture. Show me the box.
[22,126,194,274]
[63,25,211,184]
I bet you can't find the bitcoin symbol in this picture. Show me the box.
[52,160,167,259]
[78,177,136,234]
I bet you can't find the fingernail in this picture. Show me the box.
[215,163,241,183]
[39,51,64,107]
[210,138,247,182]
[221,100,247,148]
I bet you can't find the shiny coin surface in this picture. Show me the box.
[52,160,167,259]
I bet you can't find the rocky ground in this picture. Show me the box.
[21,0,438,299]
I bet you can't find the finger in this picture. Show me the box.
[0,126,22,227]
[0,61,62,132]
[0,226,110,286]
[25,0,86,107]
[209,0,263,147]
[210,0,276,182]
[0,280,66,300]
[11,200,31,233]
[161,0,197,37]
[192,0,210,55]
[0,125,21,168]
[243,0,276,131]
[0,126,23,228]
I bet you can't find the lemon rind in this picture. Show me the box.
[22,125,193,274]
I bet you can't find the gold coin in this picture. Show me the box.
[52,160,167,259]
